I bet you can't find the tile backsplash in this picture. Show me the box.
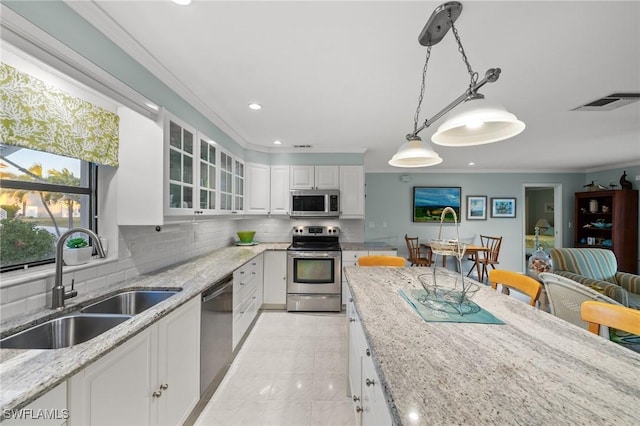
[0,218,363,322]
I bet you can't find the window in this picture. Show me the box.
[0,144,97,272]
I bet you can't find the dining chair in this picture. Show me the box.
[404,234,432,267]
[539,272,622,331]
[488,269,542,307]
[476,235,502,282]
[581,301,640,336]
[357,255,407,267]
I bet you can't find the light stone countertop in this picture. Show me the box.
[343,266,640,426]
[340,242,398,251]
[0,243,290,415]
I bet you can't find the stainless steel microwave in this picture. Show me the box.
[290,189,340,218]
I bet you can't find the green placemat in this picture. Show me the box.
[399,288,505,324]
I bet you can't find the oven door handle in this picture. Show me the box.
[288,252,341,258]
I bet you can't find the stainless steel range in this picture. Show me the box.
[287,225,342,312]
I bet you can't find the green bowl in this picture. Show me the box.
[237,231,256,243]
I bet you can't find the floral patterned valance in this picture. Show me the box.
[0,62,119,167]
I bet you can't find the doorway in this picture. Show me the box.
[523,184,563,270]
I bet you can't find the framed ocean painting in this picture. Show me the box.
[412,187,461,222]
[491,197,517,218]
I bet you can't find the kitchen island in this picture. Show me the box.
[343,266,640,425]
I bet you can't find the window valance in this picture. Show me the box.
[0,63,119,167]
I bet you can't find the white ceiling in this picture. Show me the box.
[68,0,640,172]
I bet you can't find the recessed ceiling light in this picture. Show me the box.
[248,103,262,110]
[171,0,192,6]
[273,140,282,145]
[468,162,475,166]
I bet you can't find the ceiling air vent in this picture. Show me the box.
[293,144,312,148]
[572,93,640,111]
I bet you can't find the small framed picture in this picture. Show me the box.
[466,196,487,220]
[491,197,516,218]
[544,203,554,213]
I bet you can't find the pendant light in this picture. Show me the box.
[389,1,525,168]
[388,135,443,168]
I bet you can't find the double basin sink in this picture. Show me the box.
[0,289,181,350]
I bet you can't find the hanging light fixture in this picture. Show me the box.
[389,1,525,167]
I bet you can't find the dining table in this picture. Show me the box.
[421,242,489,279]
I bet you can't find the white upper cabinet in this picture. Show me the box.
[218,154,245,214]
[245,162,271,214]
[245,164,290,216]
[165,115,197,216]
[117,107,244,224]
[270,165,290,215]
[290,165,339,189]
[339,165,365,218]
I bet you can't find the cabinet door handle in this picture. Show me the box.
[349,317,356,323]
[356,406,363,413]
[366,348,371,357]
[152,390,162,398]
[365,378,375,387]
[160,383,168,390]
[353,395,360,402]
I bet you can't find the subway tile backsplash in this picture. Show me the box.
[0,218,364,322]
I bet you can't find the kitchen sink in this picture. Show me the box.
[80,290,181,315]
[0,314,132,350]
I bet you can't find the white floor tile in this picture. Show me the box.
[195,311,356,426]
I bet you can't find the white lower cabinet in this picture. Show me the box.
[263,251,287,306]
[233,255,263,350]
[347,288,392,426]
[3,382,68,426]
[68,297,200,426]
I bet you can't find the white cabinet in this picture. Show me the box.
[339,166,365,218]
[290,165,339,189]
[3,382,67,426]
[117,107,222,224]
[270,165,290,215]
[347,288,392,426]
[341,249,397,304]
[219,151,244,214]
[245,163,271,214]
[263,251,287,306]
[245,164,290,215]
[233,255,263,349]
[68,297,200,426]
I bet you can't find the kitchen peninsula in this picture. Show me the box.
[344,266,640,425]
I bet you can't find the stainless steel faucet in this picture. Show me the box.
[52,228,106,309]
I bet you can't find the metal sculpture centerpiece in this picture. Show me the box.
[418,207,480,315]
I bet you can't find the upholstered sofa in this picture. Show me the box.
[549,248,640,309]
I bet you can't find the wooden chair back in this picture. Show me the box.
[489,269,542,306]
[404,234,431,266]
[480,235,503,263]
[581,301,640,336]
[357,255,407,267]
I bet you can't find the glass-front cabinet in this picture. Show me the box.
[117,107,244,225]
[164,113,243,217]
[167,119,195,212]
[219,151,245,214]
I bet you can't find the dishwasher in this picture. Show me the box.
[200,273,233,396]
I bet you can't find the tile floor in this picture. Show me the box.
[195,311,357,426]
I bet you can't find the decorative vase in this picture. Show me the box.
[63,246,93,266]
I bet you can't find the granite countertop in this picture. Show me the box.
[0,243,290,414]
[343,266,640,425]
[341,242,398,251]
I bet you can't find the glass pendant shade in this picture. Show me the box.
[431,96,525,146]
[388,136,443,168]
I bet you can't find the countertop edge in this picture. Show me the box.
[0,243,289,414]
